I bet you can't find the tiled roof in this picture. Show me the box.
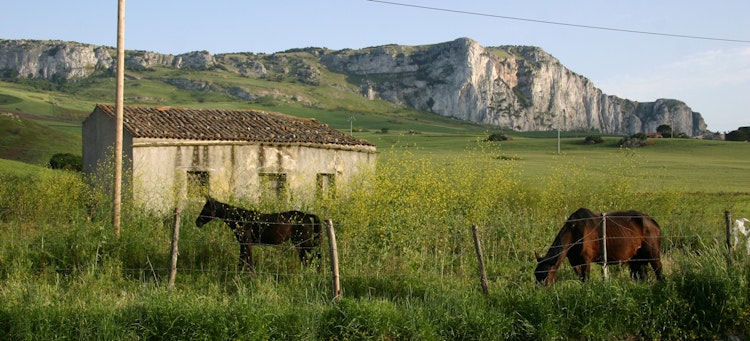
[94,104,374,147]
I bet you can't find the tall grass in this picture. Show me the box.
[0,143,748,339]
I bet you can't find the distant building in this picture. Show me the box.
[82,104,376,213]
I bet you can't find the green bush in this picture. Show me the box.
[487,133,511,142]
[48,152,82,171]
[583,135,603,144]
[726,128,749,141]
[619,133,652,148]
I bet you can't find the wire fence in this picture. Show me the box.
[1,207,748,293]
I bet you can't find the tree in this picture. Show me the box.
[726,129,749,142]
[48,153,82,171]
[657,124,673,138]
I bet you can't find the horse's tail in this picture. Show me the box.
[641,214,662,247]
[647,215,661,232]
[312,214,323,247]
[639,212,664,280]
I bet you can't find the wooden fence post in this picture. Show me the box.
[471,225,490,296]
[325,219,341,301]
[601,213,609,280]
[725,210,733,265]
[168,207,181,290]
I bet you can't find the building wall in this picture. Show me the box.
[82,110,134,191]
[130,138,376,213]
[83,109,376,214]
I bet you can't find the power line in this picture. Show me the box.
[367,0,750,43]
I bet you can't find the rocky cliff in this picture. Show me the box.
[320,38,706,136]
[0,38,707,136]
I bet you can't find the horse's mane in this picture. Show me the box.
[541,208,598,268]
[208,197,260,230]
[630,210,662,236]
[570,207,599,220]
[640,212,661,230]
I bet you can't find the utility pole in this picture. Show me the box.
[348,115,356,135]
[113,0,125,237]
[557,110,563,155]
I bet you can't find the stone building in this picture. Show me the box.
[82,104,376,213]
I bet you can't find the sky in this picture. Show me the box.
[2,0,748,132]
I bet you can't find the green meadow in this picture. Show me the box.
[1,75,750,339]
[1,131,749,339]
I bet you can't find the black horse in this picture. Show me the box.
[195,197,322,271]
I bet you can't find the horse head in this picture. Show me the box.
[534,254,557,285]
[195,196,218,227]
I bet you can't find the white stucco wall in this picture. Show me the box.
[83,109,376,214]
[130,138,376,213]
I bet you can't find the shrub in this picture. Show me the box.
[726,127,749,141]
[657,124,673,137]
[619,133,651,148]
[487,133,510,142]
[48,153,82,171]
[584,135,603,144]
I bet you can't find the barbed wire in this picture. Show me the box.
[1,211,744,280]
[0,205,734,225]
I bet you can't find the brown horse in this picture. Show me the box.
[195,197,322,272]
[535,208,662,285]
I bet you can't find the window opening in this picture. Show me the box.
[187,171,209,198]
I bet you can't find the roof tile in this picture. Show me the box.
[94,104,374,147]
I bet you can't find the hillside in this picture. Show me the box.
[0,112,80,165]
[0,38,707,137]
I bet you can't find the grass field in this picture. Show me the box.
[1,131,749,339]
[362,130,750,195]
[1,74,750,338]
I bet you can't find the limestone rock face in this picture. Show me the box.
[0,40,216,78]
[0,40,112,79]
[0,38,708,135]
[321,38,707,136]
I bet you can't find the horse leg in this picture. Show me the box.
[628,261,646,280]
[572,262,590,282]
[572,265,585,281]
[238,243,248,270]
[245,243,254,273]
[643,237,663,281]
[294,228,321,269]
[237,243,253,272]
[237,239,254,273]
[296,244,320,267]
[651,258,663,281]
[296,246,309,266]
[581,262,591,281]
[298,243,322,272]
[634,246,662,281]
[311,245,322,271]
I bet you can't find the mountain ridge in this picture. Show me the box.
[0,37,708,136]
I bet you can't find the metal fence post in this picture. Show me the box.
[725,210,733,266]
[601,213,609,280]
